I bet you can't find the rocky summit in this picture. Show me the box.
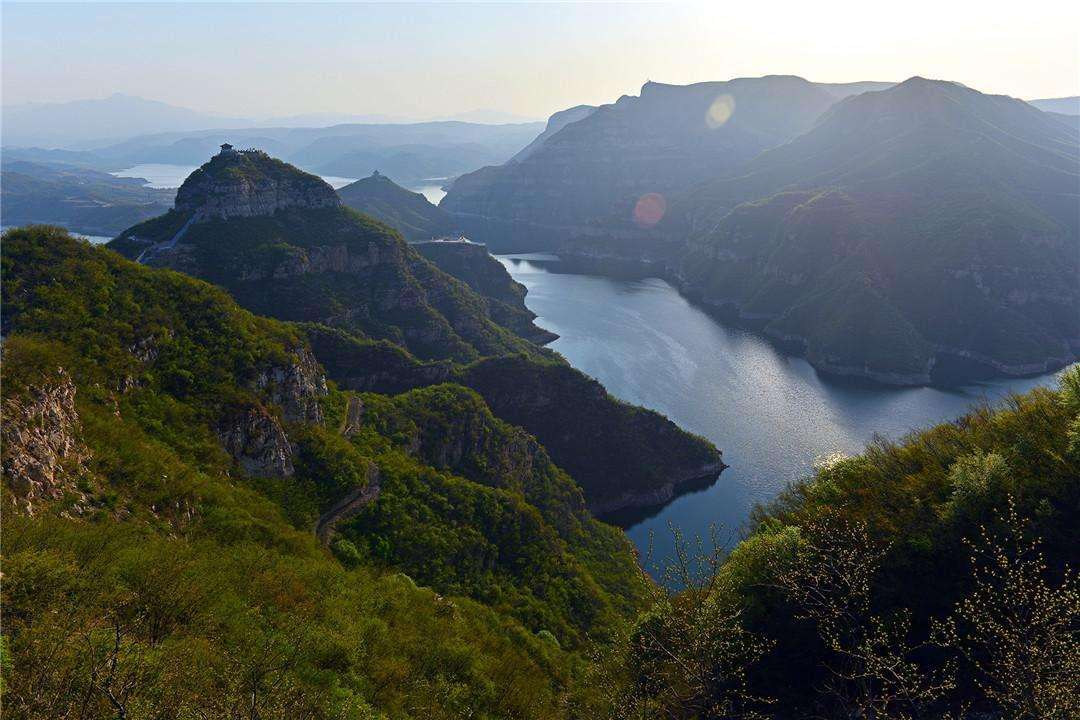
[175,146,340,221]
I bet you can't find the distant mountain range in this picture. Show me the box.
[3,114,545,189]
[442,76,843,247]
[1029,95,1080,115]
[441,75,1079,384]
[1,94,248,148]
[1,93,542,149]
[668,78,1079,383]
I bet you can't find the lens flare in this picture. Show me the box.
[633,192,667,227]
[705,94,736,129]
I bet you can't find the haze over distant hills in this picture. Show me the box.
[0,159,172,235]
[442,75,842,247]
[1,94,248,148]
[1,93,543,149]
[1029,95,1080,115]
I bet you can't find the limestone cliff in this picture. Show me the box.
[176,149,339,221]
[1,367,92,514]
[217,404,294,478]
[255,346,328,423]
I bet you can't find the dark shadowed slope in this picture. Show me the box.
[337,171,455,240]
[440,76,839,251]
[668,78,1079,382]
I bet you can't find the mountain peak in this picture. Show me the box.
[175,147,340,220]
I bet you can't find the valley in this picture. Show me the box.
[3,6,1079,713]
[499,254,1061,566]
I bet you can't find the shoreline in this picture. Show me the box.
[550,248,1077,388]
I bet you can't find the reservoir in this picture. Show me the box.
[499,254,1062,568]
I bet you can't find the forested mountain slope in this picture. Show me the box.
[337,172,455,241]
[668,77,1080,382]
[600,364,1079,718]
[107,149,722,513]
[1,225,646,717]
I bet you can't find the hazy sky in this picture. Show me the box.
[3,1,1078,119]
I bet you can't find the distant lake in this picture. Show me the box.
[112,164,201,188]
[112,163,358,190]
[499,254,1064,569]
[412,180,448,205]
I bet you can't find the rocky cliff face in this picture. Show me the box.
[217,346,327,476]
[2,367,92,514]
[255,346,328,423]
[176,150,340,221]
[217,404,294,477]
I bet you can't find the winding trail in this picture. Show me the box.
[135,214,197,264]
[315,469,381,545]
[316,395,379,545]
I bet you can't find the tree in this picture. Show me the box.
[940,499,1080,719]
[590,526,772,720]
[771,515,954,719]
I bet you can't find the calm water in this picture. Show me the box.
[412,180,448,205]
[499,254,1063,566]
[112,163,357,189]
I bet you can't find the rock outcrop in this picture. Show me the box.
[341,395,365,437]
[175,149,339,221]
[217,405,294,477]
[255,346,328,423]
[1,367,92,514]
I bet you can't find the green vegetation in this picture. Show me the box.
[1,226,644,718]
[107,149,721,512]
[181,149,320,191]
[111,194,539,363]
[4,225,1076,718]
[413,240,558,345]
[298,326,720,512]
[598,365,1079,718]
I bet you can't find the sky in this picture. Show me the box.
[3,1,1078,120]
